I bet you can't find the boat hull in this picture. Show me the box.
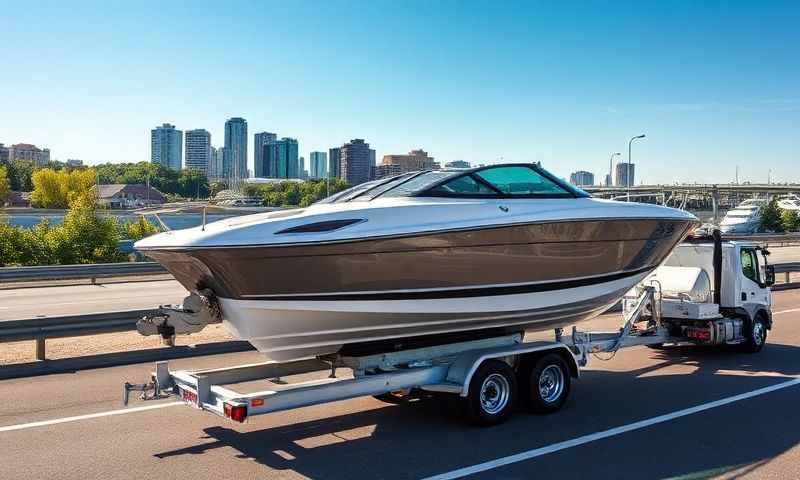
[219,270,649,360]
[142,217,696,360]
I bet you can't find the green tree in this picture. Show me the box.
[759,197,784,233]
[781,209,800,232]
[7,160,35,192]
[120,215,159,241]
[50,193,125,264]
[0,165,10,204]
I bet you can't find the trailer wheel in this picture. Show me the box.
[524,353,571,414]
[741,315,767,353]
[465,359,517,426]
[373,389,413,404]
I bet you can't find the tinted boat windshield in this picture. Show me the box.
[318,163,588,203]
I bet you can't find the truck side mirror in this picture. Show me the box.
[765,265,776,287]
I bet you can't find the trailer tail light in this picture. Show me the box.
[223,402,247,423]
[687,328,711,342]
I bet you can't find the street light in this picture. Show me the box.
[627,134,646,201]
[608,152,621,187]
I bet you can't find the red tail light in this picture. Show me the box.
[223,402,247,423]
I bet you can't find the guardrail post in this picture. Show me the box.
[35,337,46,361]
[787,272,792,283]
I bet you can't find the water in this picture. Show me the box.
[0,212,241,230]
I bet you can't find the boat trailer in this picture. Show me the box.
[124,286,672,426]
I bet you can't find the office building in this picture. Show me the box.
[381,149,435,174]
[309,151,327,179]
[208,147,224,180]
[372,163,403,180]
[224,117,248,179]
[0,144,9,164]
[605,174,612,187]
[8,143,51,166]
[445,160,470,169]
[339,139,372,185]
[65,159,84,167]
[184,129,211,173]
[262,138,299,178]
[151,124,182,170]
[298,156,305,179]
[569,170,594,187]
[615,162,635,187]
[254,132,277,177]
[329,147,341,179]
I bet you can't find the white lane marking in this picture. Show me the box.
[0,402,183,433]
[422,378,800,480]
[774,307,800,315]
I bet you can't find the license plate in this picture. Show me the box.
[180,387,198,407]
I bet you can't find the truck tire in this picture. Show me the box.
[464,359,517,426]
[741,315,767,353]
[523,353,571,414]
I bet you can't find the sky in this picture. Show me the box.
[1,0,798,184]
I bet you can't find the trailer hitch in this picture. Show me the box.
[123,362,174,406]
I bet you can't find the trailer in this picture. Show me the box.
[124,232,776,427]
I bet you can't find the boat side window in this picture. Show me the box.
[474,166,570,196]
[740,248,759,284]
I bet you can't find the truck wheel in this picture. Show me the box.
[741,315,767,353]
[525,354,571,414]
[464,359,517,426]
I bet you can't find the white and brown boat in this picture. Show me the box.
[136,164,699,360]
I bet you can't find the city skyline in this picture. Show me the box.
[1,2,798,184]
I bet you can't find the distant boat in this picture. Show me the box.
[777,194,800,212]
[719,198,767,234]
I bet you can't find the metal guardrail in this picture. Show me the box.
[0,309,159,361]
[722,233,800,244]
[773,262,800,291]
[0,262,166,283]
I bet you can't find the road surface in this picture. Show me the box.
[0,279,187,320]
[1,291,800,479]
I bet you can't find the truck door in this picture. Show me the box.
[739,247,768,311]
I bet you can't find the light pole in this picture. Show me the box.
[608,152,621,187]
[627,134,646,201]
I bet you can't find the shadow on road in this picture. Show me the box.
[153,342,800,479]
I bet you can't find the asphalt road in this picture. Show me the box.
[2,291,800,479]
[0,279,188,320]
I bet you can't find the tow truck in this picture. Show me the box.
[124,231,775,426]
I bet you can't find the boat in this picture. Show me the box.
[136,163,698,361]
[718,198,766,234]
[777,194,800,212]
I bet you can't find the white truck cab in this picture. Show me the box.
[642,232,774,352]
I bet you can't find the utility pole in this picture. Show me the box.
[627,134,646,201]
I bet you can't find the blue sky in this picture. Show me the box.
[1,0,798,184]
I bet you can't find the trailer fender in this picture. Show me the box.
[446,342,579,397]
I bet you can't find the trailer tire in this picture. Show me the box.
[464,359,517,426]
[741,314,767,353]
[524,353,571,414]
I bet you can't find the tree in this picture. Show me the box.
[50,193,125,264]
[0,165,10,204]
[759,197,784,233]
[30,168,96,208]
[7,160,34,191]
[781,209,800,232]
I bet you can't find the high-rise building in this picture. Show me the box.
[569,170,594,186]
[369,149,376,167]
[309,151,327,179]
[208,147,224,180]
[151,124,182,170]
[8,143,51,166]
[339,139,373,185]
[445,160,470,169]
[0,144,10,164]
[254,132,277,177]
[184,129,211,174]
[224,117,248,179]
[615,162,635,187]
[605,174,612,187]
[382,149,435,174]
[298,156,305,179]
[328,148,341,179]
[262,138,299,178]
